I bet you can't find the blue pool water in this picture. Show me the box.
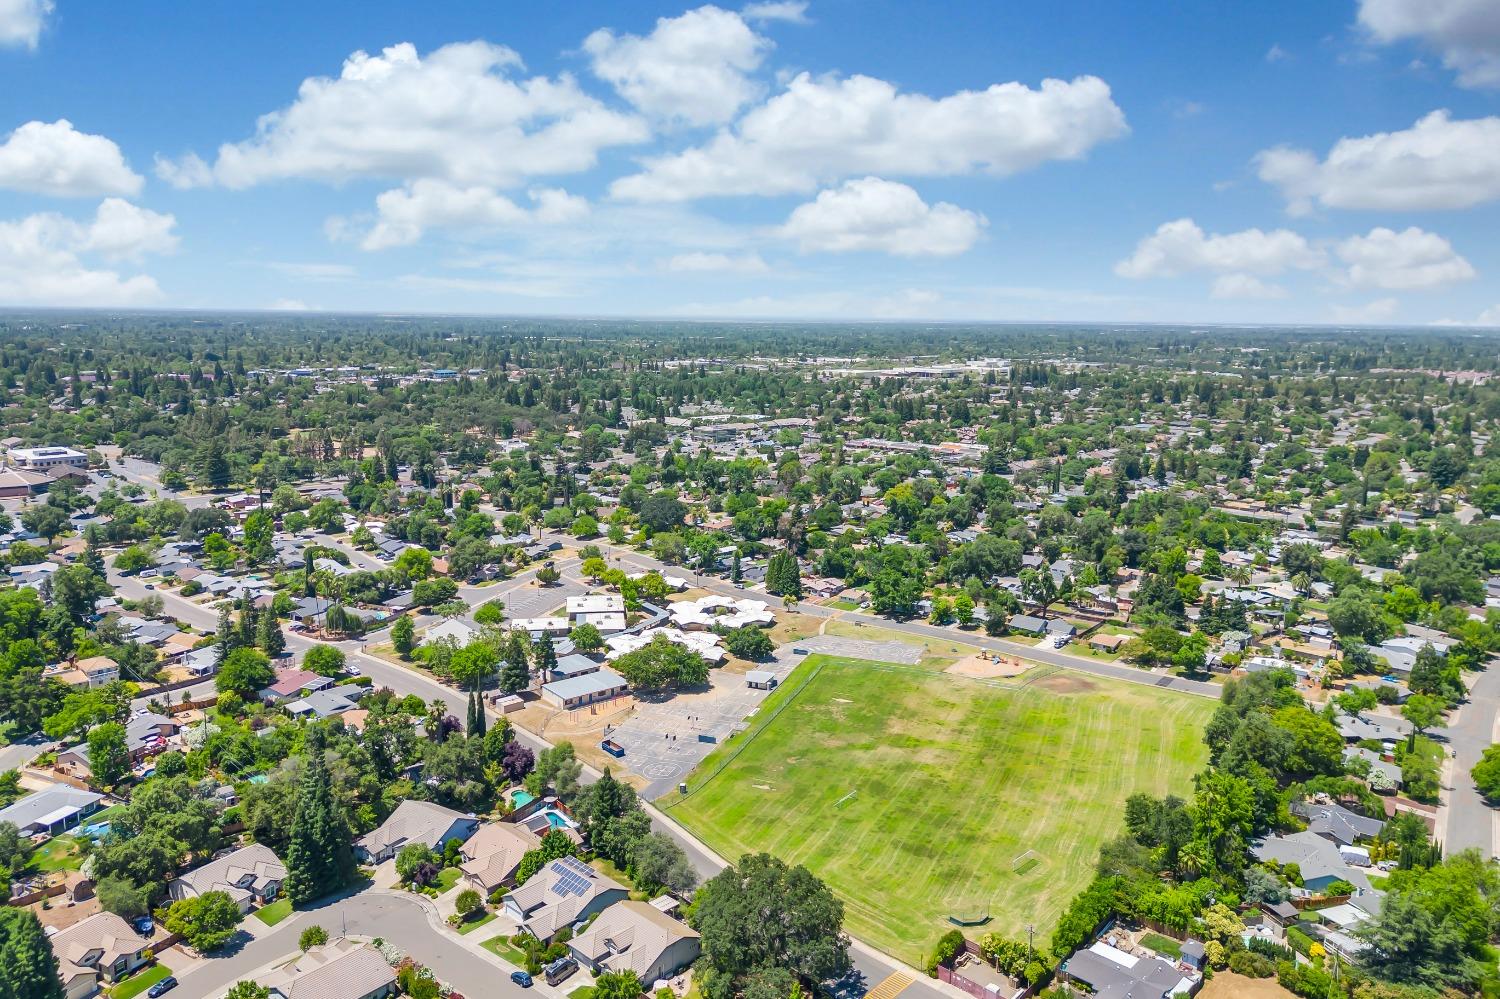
[544,811,569,829]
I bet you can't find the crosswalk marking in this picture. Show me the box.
[864,971,915,999]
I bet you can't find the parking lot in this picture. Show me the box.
[607,646,806,798]
[490,577,584,619]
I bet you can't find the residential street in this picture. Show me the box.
[175,891,534,999]
[1442,665,1499,858]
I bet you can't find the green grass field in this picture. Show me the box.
[666,655,1214,964]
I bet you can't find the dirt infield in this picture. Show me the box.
[945,653,1029,679]
[1033,672,1100,694]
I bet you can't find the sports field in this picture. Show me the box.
[666,655,1214,965]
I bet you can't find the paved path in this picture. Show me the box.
[1442,666,1500,858]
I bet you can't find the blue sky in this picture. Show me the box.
[2,0,1498,324]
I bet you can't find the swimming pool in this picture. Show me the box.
[511,790,537,808]
[544,811,569,829]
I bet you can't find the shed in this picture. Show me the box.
[746,670,778,690]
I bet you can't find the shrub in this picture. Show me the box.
[1285,925,1316,957]
[926,929,965,975]
[1227,950,1276,978]
[455,889,482,916]
[299,925,328,951]
[1245,937,1294,963]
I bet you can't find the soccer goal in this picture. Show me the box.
[1011,850,1041,875]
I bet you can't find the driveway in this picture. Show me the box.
[1443,665,1500,857]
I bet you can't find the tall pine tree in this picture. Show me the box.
[0,908,66,999]
[257,607,285,657]
[283,730,356,905]
[499,632,532,694]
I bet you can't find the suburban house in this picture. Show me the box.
[354,799,479,864]
[0,785,102,836]
[568,900,701,984]
[1007,614,1048,636]
[1058,939,1198,999]
[49,912,152,999]
[502,856,629,942]
[259,669,336,704]
[540,668,629,710]
[423,618,478,647]
[1251,831,1376,894]
[459,821,543,896]
[169,843,286,913]
[47,655,120,689]
[285,687,362,720]
[1292,800,1385,848]
[259,940,397,999]
[56,712,179,779]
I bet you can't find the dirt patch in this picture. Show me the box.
[1032,672,1098,694]
[946,653,1029,679]
[1199,972,1296,999]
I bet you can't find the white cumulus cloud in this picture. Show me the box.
[155,41,648,190]
[741,1,808,24]
[1115,218,1324,279]
[360,179,590,250]
[1256,110,1500,214]
[611,72,1126,201]
[1358,0,1500,88]
[0,199,176,305]
[0,119,144,197]
[778,177,985,256]
[1336,226,1475,290]
[585,6,772,125]
[0,0,51,49]
[664,251,769,273]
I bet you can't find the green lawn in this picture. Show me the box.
[482,935,528,966]
[457,910,498,935]
[434,867,462,893]
[1140,933,1183,959]
[666,654,1214,964]
[109,964,170,999]
[253,898,293,926]
[569,988,597,999]
[31,835,83,873]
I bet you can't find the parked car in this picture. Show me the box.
[132,915,153,936]
[510,971,533,988]
[147,976,178,997]
[544,956,578,986]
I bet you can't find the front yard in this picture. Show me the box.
[109,964,170,999]
[482,935,529,966]
[252,898,293,926]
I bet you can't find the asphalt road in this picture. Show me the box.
[176,891,530,999]
[1443,666,1499,858]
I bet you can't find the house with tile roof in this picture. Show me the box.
[260,940,397,999]
[169,843,286,913]
[502,856,629,942]
[568,900,701,984]
[354,799,478,864]
[49,912,152,999]
[460,821,542,895]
